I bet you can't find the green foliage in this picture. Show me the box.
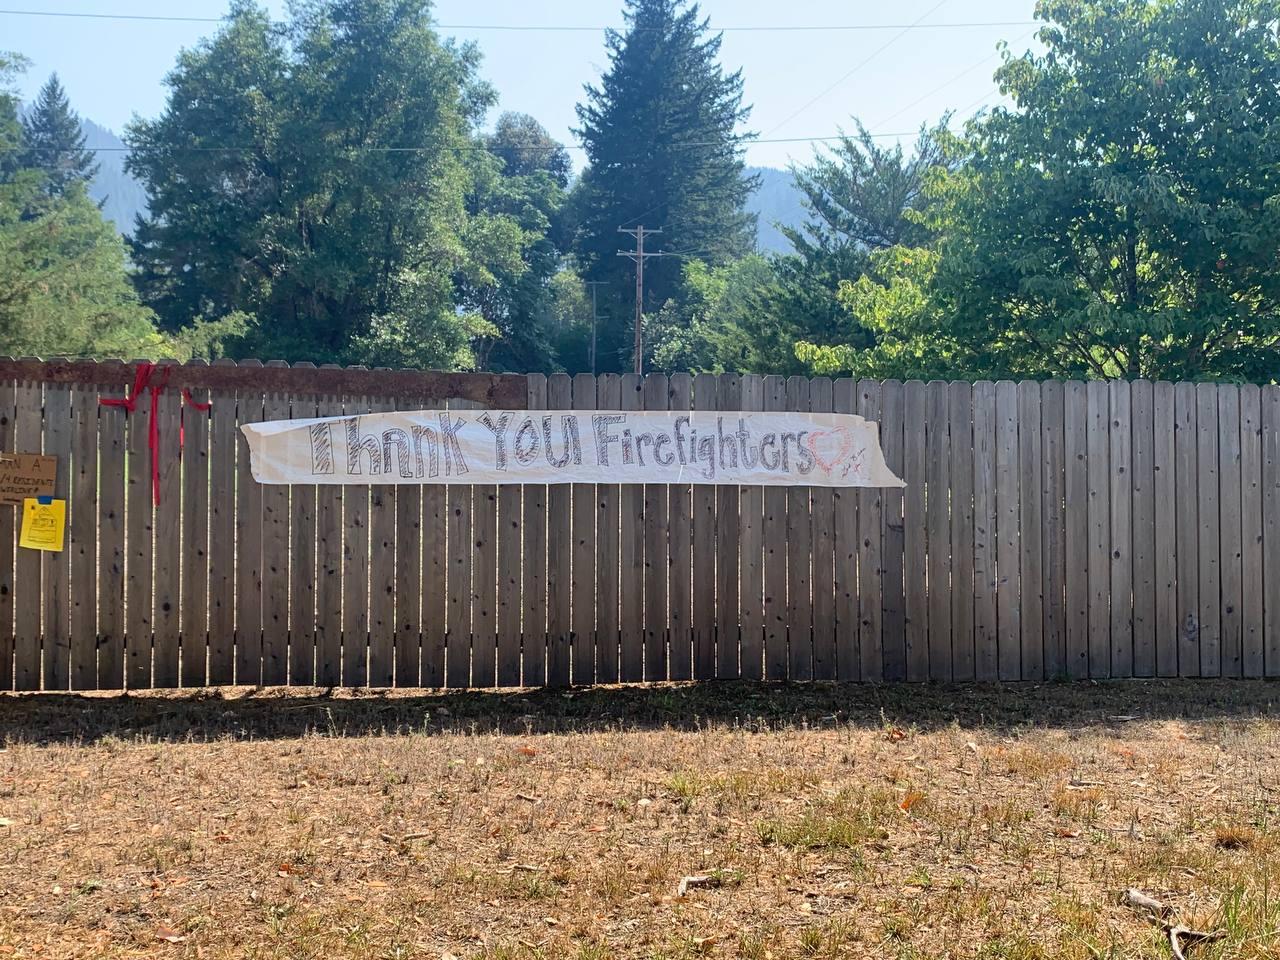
[21,73,98,197]
[486,111,571,189]
[813,0,1280,382]
[796,247,991,379]
[464,115,575,373]
[127,0,527,369]
[646,255,773,372]
[572,0,756,372]
[750,120,949,375]
[0,53,182,360]
[0,177,162,358]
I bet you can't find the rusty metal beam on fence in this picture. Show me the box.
[0,358,527,409]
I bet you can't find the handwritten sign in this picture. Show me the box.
[0,453,56,505]
[241,409,905,488]
[19,497,66,552]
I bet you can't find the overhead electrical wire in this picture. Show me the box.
[10,130,932,155]
[0,8,1038,31]
[761,0,950,137]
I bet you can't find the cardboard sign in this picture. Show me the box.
[0,453,56,505]
[19,497,66,552]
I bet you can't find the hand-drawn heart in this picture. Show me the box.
[806,427,856,474]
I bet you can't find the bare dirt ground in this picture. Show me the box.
[1,680,1278,959]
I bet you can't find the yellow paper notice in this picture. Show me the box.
[19,497,66,552]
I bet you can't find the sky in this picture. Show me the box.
[3,0,1043,171]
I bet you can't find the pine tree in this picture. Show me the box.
[573,0,756,372]
[21,73,98,196]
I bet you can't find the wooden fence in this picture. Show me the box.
[0,359,1277,690]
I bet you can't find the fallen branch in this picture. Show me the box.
[1120,889,1223,960]
[379,831,432,847]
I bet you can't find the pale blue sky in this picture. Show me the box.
[4,0,1042,170]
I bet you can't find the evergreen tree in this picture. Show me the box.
[573,0,756,372]
[21,73,98,196]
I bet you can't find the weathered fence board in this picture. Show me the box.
[619,373,645,681]
[0,376,13,690]
[3,358,1274,690]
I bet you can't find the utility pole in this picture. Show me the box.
[617,226,664,375]
[584,281,606,376]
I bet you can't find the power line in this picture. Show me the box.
[762,0,950,137]
[11,130,929,156]
[871,28,1036,130]
[0,8,1038,31]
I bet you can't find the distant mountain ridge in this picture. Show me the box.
[745,165,805,256]
[80,119,148,235]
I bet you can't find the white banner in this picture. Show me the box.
[240,409,905,488]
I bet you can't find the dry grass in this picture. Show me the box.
[1,680,1279,959]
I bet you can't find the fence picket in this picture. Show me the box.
[444,398,475,688]
[716,374,743,679]
[70,385,98,690]
[42,382,72,690]
[1063,382,1089,678]
[1218,386,1243,678]
[1263,386,1280,677]
[0,374,12,690]
[692,372,718,680]
[288,382,318,686]
[207,365,238,686]
[343,394,372,687]
[234,364,264,685]
[832,378,859,681]
[668,373,694,681]
[180,372,210,688]
[619,373,645,681]
[497,402,524,688]
[1018,381,1044,680]
[808,378,835,680]
[763,375,789,680]
[595,373,622,684]
[1085,381,1110,678]
[260,383,291,686]
[368,396,398,687]
[545,374,572,685]
[995,381,1020,681]
[948,381,974,681]
[972,382,997,681]
[13,378,41,691]
[314,394,345,686]
[571,374,597,685]
[641,374,669,681]
[738,374,765,681]
[521,375,548,687]
[1130,380,1156,677]
[1040,380,1067,679]
[1196,384,1222,677]
[858,379,884,682]
[879,380,906,681]
[901,381,928,681]
[1174,382,1199,676]
[1240,385,1264,677]
[1108,380,1132,679]
[786,376,813,681]
[1153,383,1178,677]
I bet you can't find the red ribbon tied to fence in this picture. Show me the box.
[99,362,210,506]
